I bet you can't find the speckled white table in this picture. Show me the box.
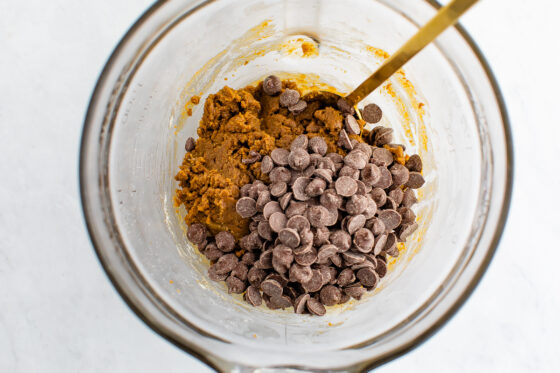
[1,0,559,371]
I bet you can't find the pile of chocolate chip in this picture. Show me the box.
[188,129,424,316]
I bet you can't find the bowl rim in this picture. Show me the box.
[79,0,514,371]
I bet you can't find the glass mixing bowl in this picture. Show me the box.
[80,0,513,371]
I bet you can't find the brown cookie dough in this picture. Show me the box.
[175,81,365,240]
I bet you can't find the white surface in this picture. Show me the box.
[1,0,559,371]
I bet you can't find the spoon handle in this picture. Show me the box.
[345,0,479,106]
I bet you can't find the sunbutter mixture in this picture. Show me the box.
[174,76,424,315]
[175,81,365,239]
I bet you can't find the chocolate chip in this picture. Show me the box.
[362,103,382,123]
[345,114,361,135]
[373,233,387,255]
[351,260,376,271]
[320,189,343,209]
[339,292,351,304]
[278,228,300,248]
[383,196,398,210]
[335,176,358,197]
[405,154,422,172]
[344,150,368,170]
[289,263,313,284]
[344,284,366,300]
[241,251,257,265]
[339,165,360,180]
[213,253,238,274]
[309,136,327,155]
[261,279,283,298]
[317,244,338,264]
[356,180,372,195]
[383,233,398,257]
[270,150,289,168]
[185,137,195,152]
[279,88,300,107]
[313,168,333,183]
[355,142,373,158]
[187,223,207,244]
[390,163,410,186]
[294,247,318,266]
[204,243,223,261]
[405,172,425,189]
[254,191,270,212]
[375,258,387,278]
[248,267,267,286]
[245,285,263,306]
[317,157,336,173]
[346,194,369,215]
[272,247,294,273]
[353,228,375,253]
[286,215,310,232]
[378,209,402,231]
[215,231,235,252]
[256,221,273,240]
[294,294,310,314]
[286,200,308,218]
[337,97,355,115]
[299,228,314,246]
[389,188,404,205]
[320,285,342,306]
[367,217,386,236]
[292,177,312,201]
[305,178,326,197]
[401,188,418,208]
[263,75,282,95]
[326,152,344,163]
[374,127,393,146]
[242,150,262,165]
[208,266,228,281]
[347,214,366,235]
[270,182,288,197]
[263,201,282,219]
[370,187,387,207]
[330,230,352,252]
[288,148,311,171]
[239,232,262,251]
[398,222,418,241]
[255,249,273,269]
[341,251,366,265]
[289,100,308,114]
[374,167,393,189]
[338,129,353,150]
[226,276,246,294]
[337,268,355,287]
[268,211,287,233]
[361,164,381,186]
[330,253,343,267]
[398,207,416,224]
[307,297,326,316]
[362,197,378,219]
[312,226,330,246]
[289,134,308,151]
[309,153,323,168]
[302,270,323,293]
[371,148,393,167]
[270,295,293,309]
[240,184,252,197]
[307,205,330,228]
[357,267,379,287]
[279,192,293,210]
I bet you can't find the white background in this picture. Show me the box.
[1,0,559,372]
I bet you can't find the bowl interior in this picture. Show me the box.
[84,0,510,369]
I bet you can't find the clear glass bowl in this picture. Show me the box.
[80,0,513,371]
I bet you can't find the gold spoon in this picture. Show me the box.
[338,0,479,114]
